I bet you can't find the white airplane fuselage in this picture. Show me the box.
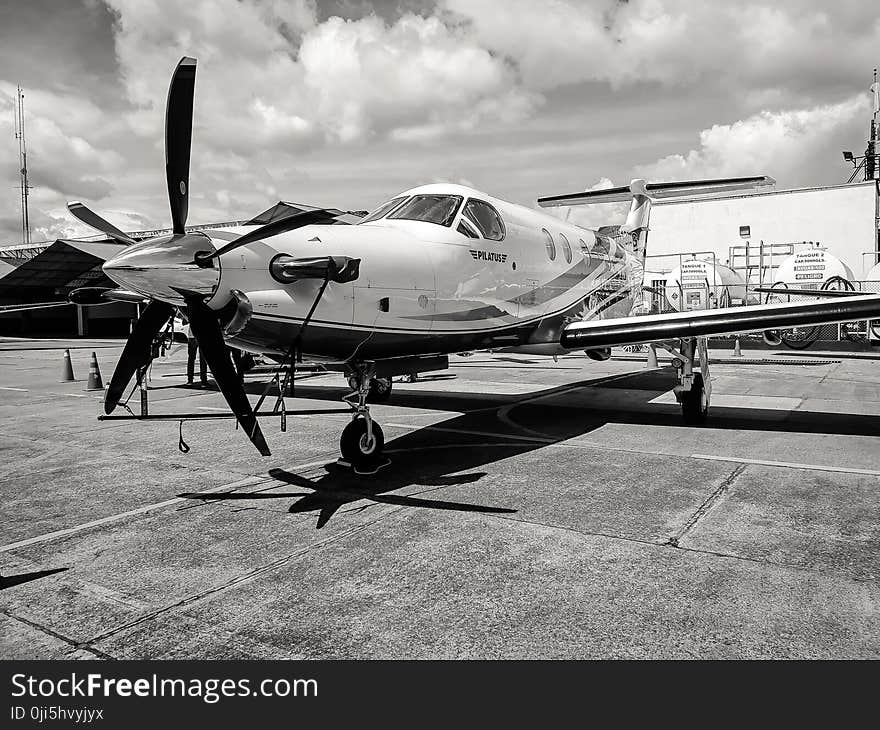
[194,184,639,362]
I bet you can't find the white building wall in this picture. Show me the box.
[646,181,879,279]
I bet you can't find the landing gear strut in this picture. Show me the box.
[347,373,393,402]
[341,363,387,473]
[659,337,711,425]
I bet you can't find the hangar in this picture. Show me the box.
[0,239,134,337]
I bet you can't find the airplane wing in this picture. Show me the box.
[561,295,880,350]
[0,300,72,314]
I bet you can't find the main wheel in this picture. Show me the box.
[681,372,709,425]
[340,418,385,467]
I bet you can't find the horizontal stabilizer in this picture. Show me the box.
[561,295,880,350]
[538,176,775,208]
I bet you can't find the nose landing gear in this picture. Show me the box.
[340,364,389,474]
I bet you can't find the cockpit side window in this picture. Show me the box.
[462,199,505,241]
[387,194,463,227]
[360,196,408,223]
[457,218,481,238]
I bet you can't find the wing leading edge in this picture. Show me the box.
[560,295,880,350]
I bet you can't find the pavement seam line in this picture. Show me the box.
[667,463,748,547]
[85,523,370,647]
[485,508,878,583]
[2,610,114,660]
[0,474,281,553]
[689,454,880,477]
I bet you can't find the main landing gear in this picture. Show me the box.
[657,337,711,425]
[340,364,388,473]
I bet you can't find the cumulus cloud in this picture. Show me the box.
[2,0,879,244]
[443,0,880,102]
[298,14,538,142]
[635,95,870,186]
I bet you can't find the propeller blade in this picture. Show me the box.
[196,208,342,263]
[105,301,174,414]
[67,202,136,245]
[186,297,271,456]
[165,56,196,235]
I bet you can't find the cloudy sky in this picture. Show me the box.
[0,0,877,242]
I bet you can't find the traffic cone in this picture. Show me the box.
[733,337,743,357]
[60,349,75,382]
[646,345,658,369]
[85,352,104,391]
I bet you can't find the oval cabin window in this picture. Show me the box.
[559,233,572,264]
[542,228,556,261]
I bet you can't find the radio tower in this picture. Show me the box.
[13,85,31,246]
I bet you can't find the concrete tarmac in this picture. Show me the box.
[1,339,878,658]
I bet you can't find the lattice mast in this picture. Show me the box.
[13,85,31,245]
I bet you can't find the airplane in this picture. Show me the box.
[63,56,880,471]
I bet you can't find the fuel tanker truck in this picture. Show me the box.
[763,247,858,348]
[664,257,746,312]
[771,247,855,292]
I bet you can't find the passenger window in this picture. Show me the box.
[578,238,589,256]
[542,228,556,261]
[463,199,505,241]
[559,233,572,263]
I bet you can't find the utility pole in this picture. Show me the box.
[13,84,31,246]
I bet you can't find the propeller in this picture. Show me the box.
[73,56,272,455]
[104,301,174,414]
[165,57,196,234]
[67,202,136,245]
[186,296,270,456]
[194,207,343,265]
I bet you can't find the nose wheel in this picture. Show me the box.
[340,364,388,473]
[340,418,385,464]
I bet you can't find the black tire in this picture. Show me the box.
[369,377,393,402]
[781,325,820,350]
[340,418,384,466]
[821,276,855,292]
[681,372,709,425]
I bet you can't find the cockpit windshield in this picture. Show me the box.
[360,196,408,223]
[387,194,463,227]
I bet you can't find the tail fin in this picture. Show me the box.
[538,175,775,317]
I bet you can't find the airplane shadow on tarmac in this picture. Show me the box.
[0,567,68,591]
[184,366,879,529]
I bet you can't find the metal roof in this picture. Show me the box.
[0,260,16,280]
[0,239,126,303]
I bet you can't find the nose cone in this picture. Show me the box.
[103,232,219,304]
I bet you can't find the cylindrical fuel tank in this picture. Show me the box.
[664,257,746,311]
[773,248,854,289]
